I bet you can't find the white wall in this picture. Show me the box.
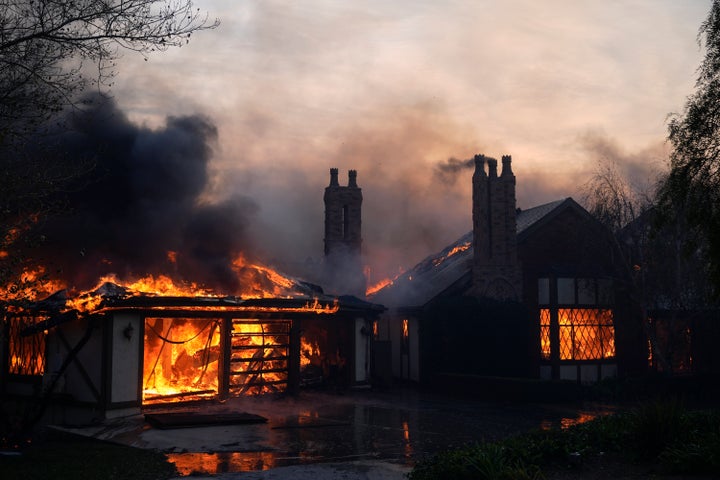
[110,313,142,403]
[355,317,369,383]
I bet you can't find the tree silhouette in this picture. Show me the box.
[663,0,720,297]
[1,0,218,139]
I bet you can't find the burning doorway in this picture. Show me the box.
[143,317,295,404]
[143,317,222,403]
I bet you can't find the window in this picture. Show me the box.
[538,277,616,362]
[540,309,551,360]
[538,278,550,305]
[8,316,46,376]
[558,309,615,360]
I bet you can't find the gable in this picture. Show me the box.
[519,202,620,278]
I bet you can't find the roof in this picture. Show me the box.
[369,198,579,308]
[17,283,385,336]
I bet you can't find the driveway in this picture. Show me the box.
[52,386,615,479]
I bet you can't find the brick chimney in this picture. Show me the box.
[323,168,365,297]
[471,154,522,301]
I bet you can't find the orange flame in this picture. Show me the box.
[432,241,471,267]
[0,266,66,304]
[366,267,406,297]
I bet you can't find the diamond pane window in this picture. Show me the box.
[558,309,615,360]
[540,309,551,360]
[8,316,46,376]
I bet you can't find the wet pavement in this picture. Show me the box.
[51,386,617,479]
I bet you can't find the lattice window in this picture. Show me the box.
[558,309,615,360]
[540,309,551,360]
[8,315,46,376]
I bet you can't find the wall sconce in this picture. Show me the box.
[123,322,134,340]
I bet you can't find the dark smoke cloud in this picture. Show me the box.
[31,94,259,293]
[433,156,474,185]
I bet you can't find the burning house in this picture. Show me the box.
[2,272,384,424]
[0,171,384,425]
[0,100,387,425]
[371,154,646,385]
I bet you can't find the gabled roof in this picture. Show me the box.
[369,198,581,308]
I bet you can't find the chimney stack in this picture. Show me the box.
[323,168,365,297]
[329,168,339,186]
[471,153,521,301]
[348,169,357,188]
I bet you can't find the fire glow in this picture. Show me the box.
[3,251,348,403]
[432,241,471,267]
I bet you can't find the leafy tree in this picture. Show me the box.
[663,0,720,297]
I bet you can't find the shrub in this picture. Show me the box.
[408,442,541,480]
[628,397,685,460]
[409,402,720,479]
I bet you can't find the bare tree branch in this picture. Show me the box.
[0,0,219,139]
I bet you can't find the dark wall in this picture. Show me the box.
[419,296,532,381]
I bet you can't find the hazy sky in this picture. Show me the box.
[111,1,711,283]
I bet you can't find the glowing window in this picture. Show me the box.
[558,309,615,360]
[538,277,616,362]
[540,309,551,360]
[7,316,46,376]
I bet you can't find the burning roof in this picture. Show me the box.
[369,198,573,307]
[17,273,384,337]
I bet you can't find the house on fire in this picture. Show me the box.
[0,167,385,425]
[370,154,646,385]
[1,158,649,426]
[1,278,384,424]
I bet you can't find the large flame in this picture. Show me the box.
[0,266,66,305]
[143,317,222,402]
[3,249,339,402]
[2,249,311,309]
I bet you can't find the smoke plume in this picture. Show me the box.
[433,156,475,185]
[30,94,259,293]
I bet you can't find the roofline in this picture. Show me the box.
[517,197,598,243]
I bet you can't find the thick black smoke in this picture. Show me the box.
[433,156,474,185]
[31,94,259,292]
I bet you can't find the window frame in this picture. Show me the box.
[538,277,616,363]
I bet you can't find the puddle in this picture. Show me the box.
[161,395,618,476]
